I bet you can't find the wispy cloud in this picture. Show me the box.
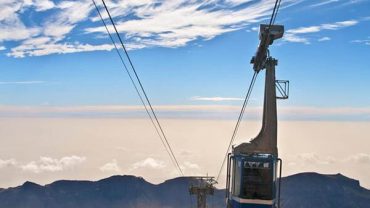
[21,156,86,173]
[318,36,331,42]
[1,0,301,57]
[0,81,46,85]
[86,0,293,49]
[0,46,5,51]
[0,159,17,168]
[351,39,370,46]
[284,20,358,44]
[1,0,115,57]
[0,1,41,43]
[310,0,367,8]
[191,96,243,102]
[0,156,86,173]
[32,0,55,12]
[346,153,370,163]
[8,42,114,58]
[310,0,340,8]
[0,105,369,120]
[131,157,166,170]
[99,159,121,172]
[289,152,370,166]
[297,152,336,165]
[182,161,200,170]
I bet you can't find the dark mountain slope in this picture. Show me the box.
[281,173,370,208]
[0,173,369,208]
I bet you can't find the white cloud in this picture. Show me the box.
[1,0,303,57]
[191,96,243,102]
[0,1,41,42]
[351,39,370,46]
[0,159,17,168]
[43,24,74,38]
[288,20,358,35]
[45,0,92,39]
[21,156,86,173]
[321,20,358,29]
[296,153,336,165]
[284,20,358,44]
[32,0,55,11]
[318,36,331,42]
[131,157,166,170]
[180,161,201,175]
[8,42,114,58]
[0,1,104,58]
[290,152,370,167]
[1,0,101,57]
[0,46,6,50]
[310,0,367,7]
[183,161,200,170]
[225,0,255,6]
[288,26,322,34]
[99,159,121,172]
[0,105,369,120]
[283,33,310,44]
[21,161,40,173]
[346,153,370,164]
[251,26,259,32]
[310,0,340,8]
[0,81,46,85]
[86,0,297,49]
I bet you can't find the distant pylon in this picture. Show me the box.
[189,176,216,208]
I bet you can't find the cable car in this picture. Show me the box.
[225,23,286,208]
[226,153,282,208]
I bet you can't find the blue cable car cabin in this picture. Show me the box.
[226,153,280,208]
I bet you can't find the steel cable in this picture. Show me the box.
[93,0,183,176]
[215,0,283,183]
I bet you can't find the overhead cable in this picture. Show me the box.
[92,0,183,176]
[215,0,283,182]
[216,71,258,182]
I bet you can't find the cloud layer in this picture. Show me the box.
[86,0,288,49]
[288,152,370,166]
[1,0,114,57]
[100,159,121,172]
[0,156,86,173]
[1,0,368,57]
[0,105,369,120]
[284,20,358,44]
[191,96,244,102]
[1,0,299,57]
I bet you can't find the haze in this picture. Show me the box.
[0,118,369,189]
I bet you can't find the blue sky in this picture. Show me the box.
[1,0,370,189]
[0,0,370,119]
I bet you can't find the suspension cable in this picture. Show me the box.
[216,0,283,182]
[269,0,282,27]
[93,0,184,176]
[272,0,282,25]
[91,0,179,173]
[216,71,258,182]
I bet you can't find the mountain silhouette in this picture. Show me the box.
[0,173,369,208]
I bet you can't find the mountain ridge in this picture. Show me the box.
[0,172,369,208]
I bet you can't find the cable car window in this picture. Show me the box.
[241,161,273,200]
[232,160,241,196]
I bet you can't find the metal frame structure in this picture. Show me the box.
[189,176,216,208]
[276,80,289,100]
